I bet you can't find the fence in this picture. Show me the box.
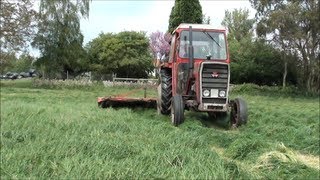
[102,77,158,88]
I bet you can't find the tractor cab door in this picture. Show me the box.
[172,31,193,96]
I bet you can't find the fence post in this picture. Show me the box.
[112,73,115,86]
[144,86,147,98]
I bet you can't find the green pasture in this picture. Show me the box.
[1,79,319,179]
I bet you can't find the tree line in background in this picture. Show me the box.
[0,0,319,93]
[251,0,319,92]
[226,0,319,93]
[222,8,297,87]
[86,31,154,78]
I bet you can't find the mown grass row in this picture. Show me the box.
[1,79,319,179]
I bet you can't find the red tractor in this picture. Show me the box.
[157,23,248,127]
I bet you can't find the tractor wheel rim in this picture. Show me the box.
[233,113,239,125]
[231,106,239,126]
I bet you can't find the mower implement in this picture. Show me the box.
[98,87,157,109]
[98,97,157,109]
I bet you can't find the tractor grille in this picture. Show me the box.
[201,63,229,105]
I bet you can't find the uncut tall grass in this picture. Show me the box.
[1,79,319,179]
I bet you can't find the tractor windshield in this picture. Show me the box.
[179,31,227,60]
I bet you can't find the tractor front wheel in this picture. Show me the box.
[171,95,184,126]
[230,98,248,128]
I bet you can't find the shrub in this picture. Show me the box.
[231,83,316,97]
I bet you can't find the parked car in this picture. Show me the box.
[29,69,36,76]
[19,72,30,78]
[8,72,19,80]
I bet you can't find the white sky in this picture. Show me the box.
[30,0,255,57]
[80,0,255,44]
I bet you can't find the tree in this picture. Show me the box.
[0,0,37,52]
[250,0,320,93]
[221,8,254,42]
[86,31,154,78]
[149,31,171,58]
[149,31,171,72]
[13,53,35,72]
[0,52,35,74]
[168,0,203,33]
[32,0,90,79]
[222,8,294,86]
[0,52,17,74]
[228,36,286,86]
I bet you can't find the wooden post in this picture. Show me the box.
[144,87,147,98]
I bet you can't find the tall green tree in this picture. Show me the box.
[32,0,90,79]
[168,0,203,33]
[250,0,320,92]
[221,8,254,42]
[86,31,153,78]
[0,0,37,52]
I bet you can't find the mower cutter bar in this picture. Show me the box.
[98,97,157,109]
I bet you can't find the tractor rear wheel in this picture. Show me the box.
[171,95,184,126]
[230,98,248,127]
[158,69,172,115]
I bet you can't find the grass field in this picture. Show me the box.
[1,79,319,179]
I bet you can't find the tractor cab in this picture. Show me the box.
[175,26,228,61]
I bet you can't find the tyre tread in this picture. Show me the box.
[160,69,172,115]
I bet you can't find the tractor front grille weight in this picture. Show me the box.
[200,62,229,110]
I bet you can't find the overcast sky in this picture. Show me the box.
[80,0,255,44]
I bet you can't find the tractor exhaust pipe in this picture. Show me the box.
[188,26,194,72]
[184,26,194,95]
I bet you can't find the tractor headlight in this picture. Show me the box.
[203,89,210,97]
[219,90,226,97]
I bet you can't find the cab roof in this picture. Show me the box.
[173,23,226,34]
